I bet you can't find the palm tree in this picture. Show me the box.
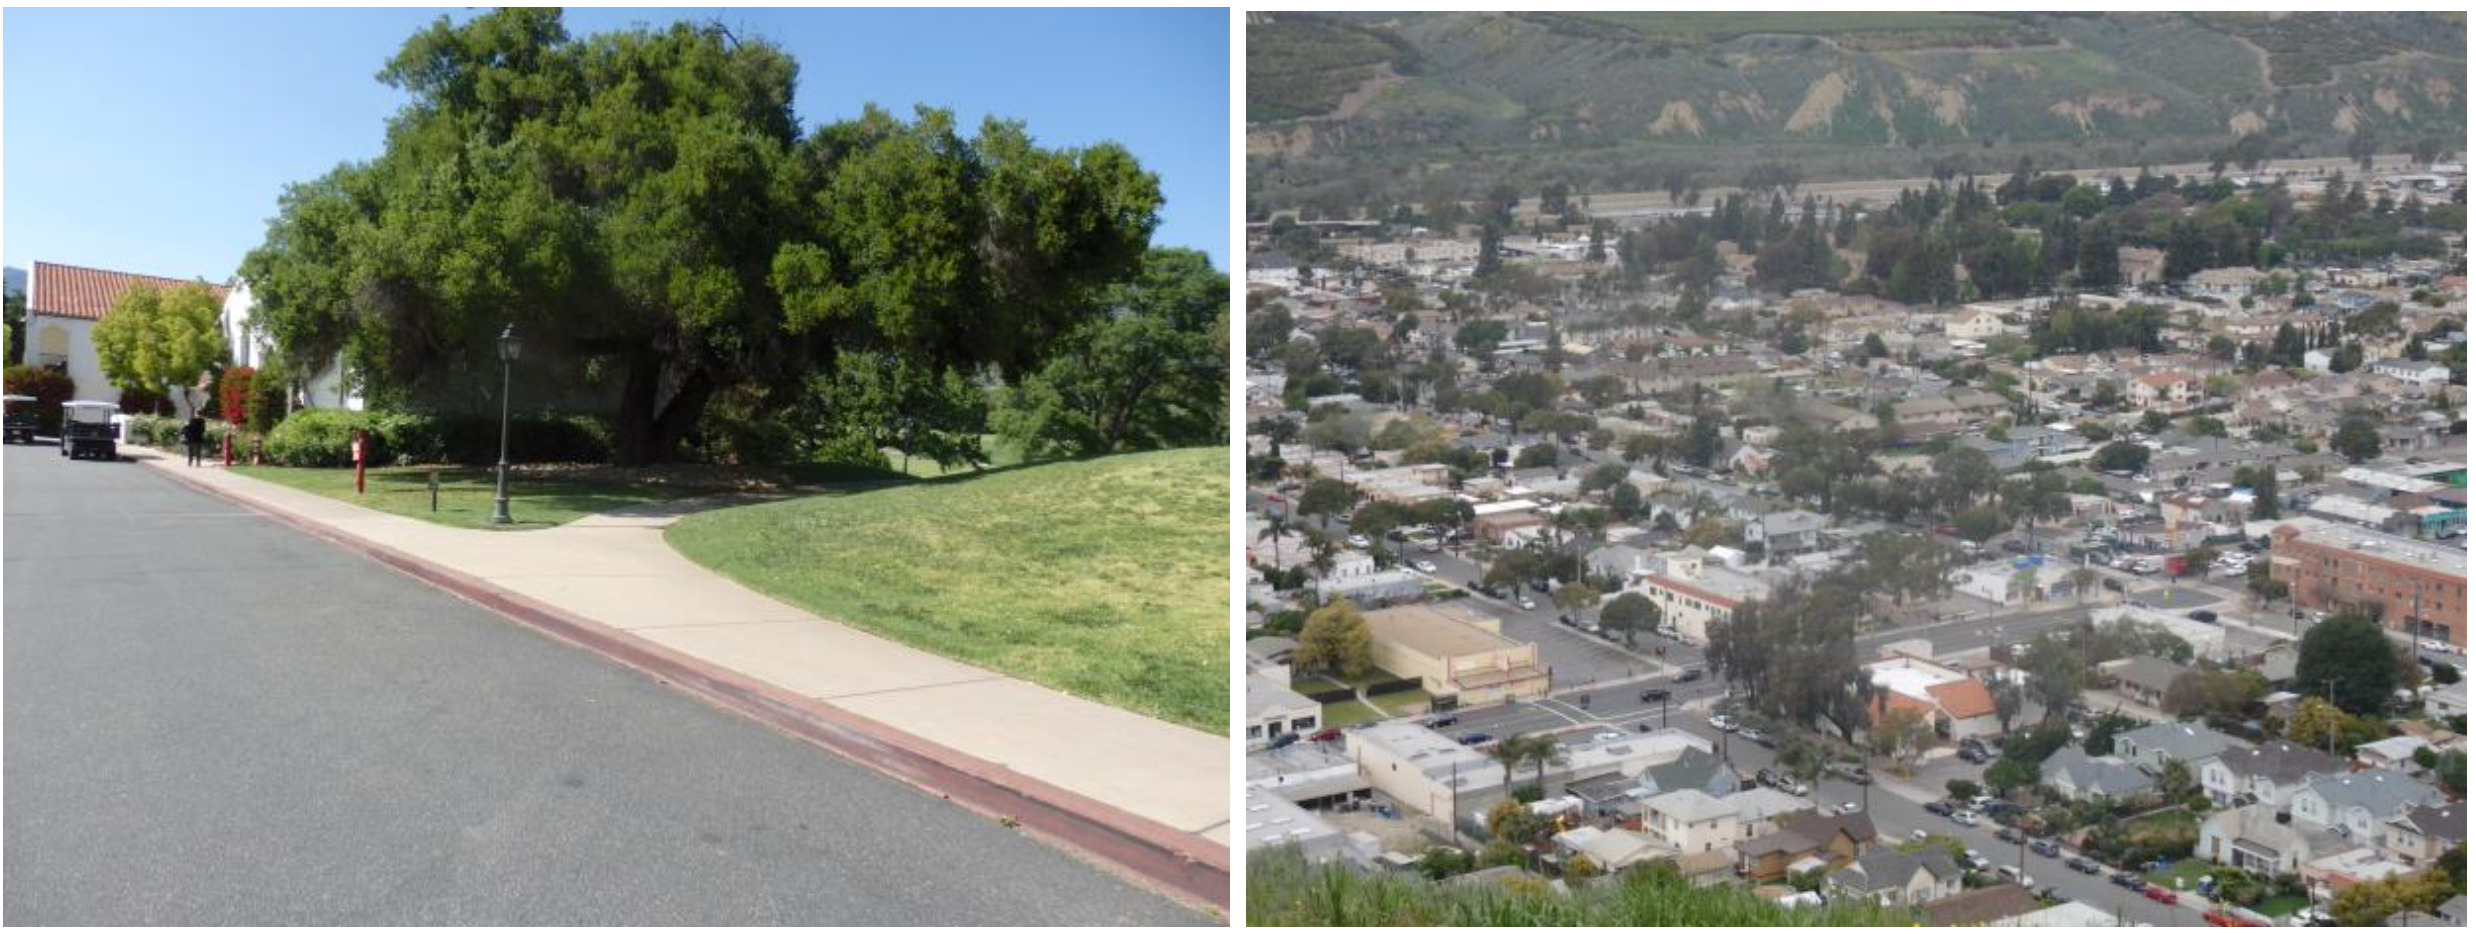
[1491,733,1530,799]
[1522,736,1569,798]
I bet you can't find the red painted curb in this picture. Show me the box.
[139,458,1232,913]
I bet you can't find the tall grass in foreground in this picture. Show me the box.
[1247,848,1915,926]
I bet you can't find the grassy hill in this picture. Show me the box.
[664,448,1228,732]
[1248,11,2465,213]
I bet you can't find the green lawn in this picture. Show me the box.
[1369,688,1431,717]
[2253,893,2308,918]
[234,465,699,531]
[2146,856,2216,889]
[665,448,1229,731]
[1289,675,1348,696]
[1321,700,1388,729]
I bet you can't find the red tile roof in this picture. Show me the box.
[27,261,227,321]
[1926,679,1997,720]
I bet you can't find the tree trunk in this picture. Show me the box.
[610,351,715,467]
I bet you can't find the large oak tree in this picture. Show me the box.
[241,10,1160,464]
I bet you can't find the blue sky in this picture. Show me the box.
[2,7,1231,281]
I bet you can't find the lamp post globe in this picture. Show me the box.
[491,324,521,525]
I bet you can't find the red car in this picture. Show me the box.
[1308,727,1344,743]
[2203,910,2265,927]
[2144,886,2178,904]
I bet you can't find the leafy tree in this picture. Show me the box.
[1707,572,1875,742]
[802,350,989,470]
[994,248,1226,457]
[1552,581,1599,616]
[1454,319,1509,357]
[1513,443,1558,470]
[3,288,24,365]
[1295,601,1374,680]
[2092,440,2151,474]
[1295,478,1358,522]
[2332,412,2384,464]
[1983,757,2039,795]
[1599,591,1658,649]
[1416,846,1472,880]
[1946,779,1981,801]
[2285,697,2380,752]
[241,10,1159,464]
[2296,614,2398,715]
[2082,712,2141,755]
[2018,636,2087,721]
[91,282,225,409]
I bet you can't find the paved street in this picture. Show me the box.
[2,445,1205,925]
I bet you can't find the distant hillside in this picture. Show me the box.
[1247,11,2466,214]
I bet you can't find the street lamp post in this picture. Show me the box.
[491,324,522,525]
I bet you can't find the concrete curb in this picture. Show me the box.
[136,455,1230,913]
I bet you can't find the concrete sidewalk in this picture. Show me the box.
[132,453,1229,904]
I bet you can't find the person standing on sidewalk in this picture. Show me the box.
[180,415,207,466]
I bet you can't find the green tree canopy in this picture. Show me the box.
[2295,614,2398,716]
[993,247,1227,458]
[240,10,1161,464]
[91,282,226,403]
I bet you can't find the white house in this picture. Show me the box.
[220,281,361,411]
[23,260,228,411]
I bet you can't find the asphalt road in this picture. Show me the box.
[2,445,1206,925]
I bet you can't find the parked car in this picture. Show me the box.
[1950,810,1980,827]
[1346,534,1371,549]
[1837,801,1862,814]
[1639,688,1671,703]
[1924,800,1956,817]
[2065,856,2099,874]
[1737,727,1769,745]
[1457,732,1493,746]
[1427,715,1459,729]
[1308,727,1343,743]
[1268,732,1299,749]
[2110,870,2146,889]
[2143,885,2177,904]
[1517,598,1537,611]
[1995,826,2024,844]
[2031,839,2061,858]
[1412,560,1439,573]
[2188,609,2219,623]
[1675,668,1704,683]
[1707,714,1737,732]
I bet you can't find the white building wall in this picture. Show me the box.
[220,283,361,412]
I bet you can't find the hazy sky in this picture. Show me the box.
[1,7,1231,281]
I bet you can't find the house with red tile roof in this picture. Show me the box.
[1866,653,2000,742]
[23,261,228,408]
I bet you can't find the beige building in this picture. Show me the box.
[1364,603,1551,706]
[1345,720,1507,822]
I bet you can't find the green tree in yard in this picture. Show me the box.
[1983,757,2039,795]
[91,282,226,407]
[800,350,989,470]
[994,248,1226,458]
[1706,572,1876,743]
[2019,636,2086,721]
[1598,591,1658,649]
[1295,478,1357,523]
[1553,581,1599,617]
[2332,412,2384,464]
[3,288,24,365]
[1351,501,1410,563]
[1295,601,1374,680]
[2295,614,2398,716]
[2092,440,2150,474]
[241,10,1159,464]
[1454,319,1509,358]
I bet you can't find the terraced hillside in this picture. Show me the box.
[1248,11,2465,215]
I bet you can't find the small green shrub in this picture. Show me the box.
[263,408,611,467]
[262,409,376,467]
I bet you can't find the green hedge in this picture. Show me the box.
[125,415,235,451]
[261,409,612,467]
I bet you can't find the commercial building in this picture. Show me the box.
[2268,517,2466,648]
[1361,603,1550,706]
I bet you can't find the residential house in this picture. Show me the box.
[1552,825,1667,873]
[2289,770,2445,845]
[2355,736,2435,773]
[2384,802,2463,869]
[2129,370,2200,411]
[1867,654,2001,742]
[2197,802,2340,875]
[1642,789,1741,856]
[1826,848,1964,907]
[2200,740,2346,807]
[2113,722,2247,775]
[2100,656,2191,709]
[2040,747,2158,802]
[1738,811,1877,883]
[1744,510,1826,556]
[1920,884,2044,927]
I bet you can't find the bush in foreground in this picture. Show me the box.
[1246,848,1914,926]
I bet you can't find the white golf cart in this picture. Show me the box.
[60,401,120,460]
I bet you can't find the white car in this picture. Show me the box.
[1517,598,1537,611]
[1707,714,1737,732]
[1838,801,1862,814]
[1412,560,1438,573]
[1346,534,1371,548]
[1951,809,1979,826]
[1910,829,1930,842]
[1592,732,1623,743]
